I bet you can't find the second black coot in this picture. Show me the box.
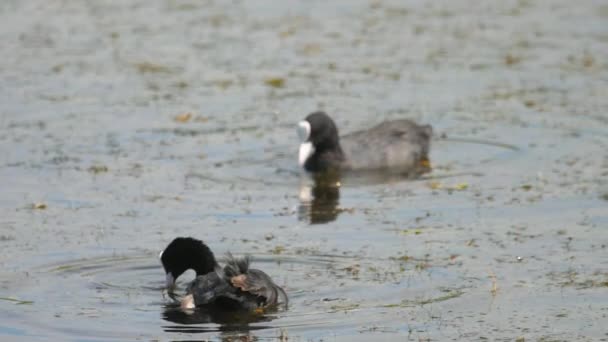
[297,111,432,175]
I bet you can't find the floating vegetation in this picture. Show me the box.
[392,255,411,262]
[134,62,172,74]
[32,202,47,210]
[489,271,498,297]
[300,43,322,56]
[417,290,464,305]
[0,297,34,305]
[173,112,193,123]
[213,79,233,90]
[428,181,468,191]
[88,165,109,174]
[582,54,595,68]
[264,77,285,88]
[270,245,286,255]
[546,270,608,289]
[396,229,423,235]
[174,80,189,89]
[505,54,522,66]
[329,303,360,312]
[341,264,360,277]
[381,290,464,308]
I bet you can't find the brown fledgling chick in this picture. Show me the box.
[224,254,288,309]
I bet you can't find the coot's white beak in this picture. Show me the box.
[297,121,314,167]
[299,142,315,167]
[165,272,175,290]
[297,120,311,142]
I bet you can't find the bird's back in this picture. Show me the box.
[341,119,432,173]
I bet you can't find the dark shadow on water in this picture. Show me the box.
[161,304,276,334]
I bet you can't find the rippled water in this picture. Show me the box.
[1,0,607,341]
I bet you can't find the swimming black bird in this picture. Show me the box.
[297,111,432,175]
[160,237,288,311]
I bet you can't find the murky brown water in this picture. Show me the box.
[1,0,607,341]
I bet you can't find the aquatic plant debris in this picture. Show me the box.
[270,245,286,254]
[134,62,172,74]
[173,113,193,123]
[428,181,468,191]
[264,77,285,88]
[397,229,423,235]
[88,165,109,173]
[32,202,47,210]
[0,297,34,305]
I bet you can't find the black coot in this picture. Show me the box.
[160,237,288,311]
[297,111,432,175]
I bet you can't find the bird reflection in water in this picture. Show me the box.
[161,301,277,334]
[297,162,433,224]
[298,171,343,224]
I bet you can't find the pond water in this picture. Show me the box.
[0,0,607,341]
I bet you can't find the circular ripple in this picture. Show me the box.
[1,251,474,339]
